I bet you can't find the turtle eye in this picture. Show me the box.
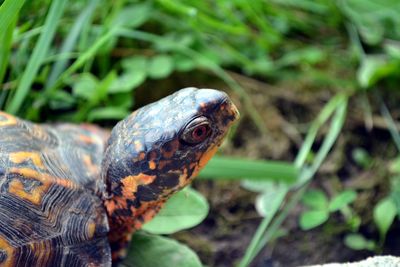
[181,117,212,145]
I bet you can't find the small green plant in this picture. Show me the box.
[299,189,358,230]
[344,196,397,252]
[344,157,400,252]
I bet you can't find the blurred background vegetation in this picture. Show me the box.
[1,0,400,266]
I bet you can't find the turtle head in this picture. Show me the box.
[103,88,239,255]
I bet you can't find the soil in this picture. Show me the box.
[135,73,400,267]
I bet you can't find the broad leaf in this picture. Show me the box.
[299,210,329,230]
[373,197,397,238]
[344,234,376,251]
[147,55,174,79]
[302,189,328,210]
[329,190,357,212]
[123,232,202,267]
[142,187,209,234]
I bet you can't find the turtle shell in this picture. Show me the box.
[0,111,111,266]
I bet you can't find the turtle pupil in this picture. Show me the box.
[192,125,208,141]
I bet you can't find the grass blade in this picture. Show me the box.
[380,100,400,152]
[6,0,68,114]
[0,15,16,89]
[237,186,287,267]
[43,28,117,98]
[295,93,348,168]
[0,0,25,89]
[198,156,297,183]
[238,94,348,267]
[46,0,100,88]
[0,0,25,32]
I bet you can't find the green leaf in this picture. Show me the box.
[344,234,376,251]
[48,90,76,110]
[174,54,196,72]
[241,180,276,193]
[302,189,328,210]
[351,148,372,168]
[384,42,400,60]
[88,106,129,121]
[373,197,397,238]
[299,210,329,230]
[357,55,388,89]
[390,175,400,216]
[114,3,151,28]
[142,187,209,234]
[109,71,146,93]
[389,157,400,174]
[199,156,298,183]
[123,232,202,267]
[329,190,357,212]
[71,73,98,100]
[122,56,148,71]
[255,185,287,217]
[147,55,174,79]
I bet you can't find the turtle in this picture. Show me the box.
[0,87,239,267]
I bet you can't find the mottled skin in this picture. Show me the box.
[0,88,239,266]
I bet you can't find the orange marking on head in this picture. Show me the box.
[0,112,17,127]
[142,208,157,222]
[148,161,156,170]
[199,145,218,169]
[121,177,138,198]
[105,197,127,215]
[138,152,145,161]
[179,168,189,187]
[9,151,44,168]
[105,199,117,214]
[121,173,157,198]
[192,145,219,178]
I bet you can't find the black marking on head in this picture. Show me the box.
[151,172,180,189]
[113,208,132,217]
[135,185,162,202]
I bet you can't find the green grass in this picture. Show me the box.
[6,0,67,114]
